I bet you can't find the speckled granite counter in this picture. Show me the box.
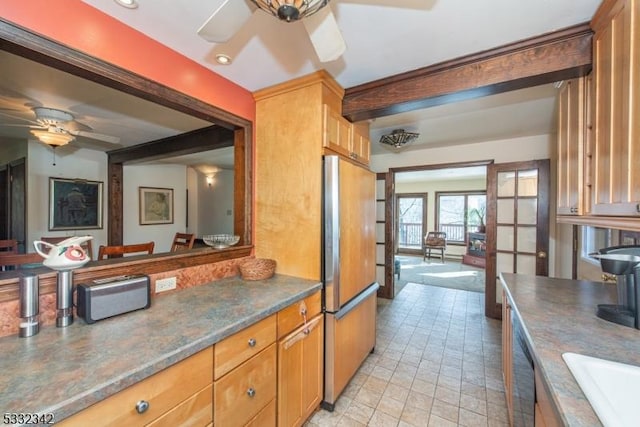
[500,273,640,426]
[0,274,321,425]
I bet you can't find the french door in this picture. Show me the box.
[486,160,550,318]
[396,193,427,254]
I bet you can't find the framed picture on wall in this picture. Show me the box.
[49,178,103,230]
[139,187,174,225]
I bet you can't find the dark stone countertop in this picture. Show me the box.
[0,274,322,425]
[500,273,640,426]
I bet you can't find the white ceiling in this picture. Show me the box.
[1,0,601,167]
[79,0,600,156]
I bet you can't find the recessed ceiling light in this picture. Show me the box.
[114,0,138,9]
[215,54,232,65]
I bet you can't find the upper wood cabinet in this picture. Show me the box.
[589,0,640,216]
[254,71,370,279]
[556,77,587,216]
[323,104,371,166]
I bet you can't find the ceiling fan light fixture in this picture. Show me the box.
[250,0,331,22]
[33,107,73,126]
[379,129,419,149]
[31,129,75,147]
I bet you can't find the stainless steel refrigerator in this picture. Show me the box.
[322,155,379,410]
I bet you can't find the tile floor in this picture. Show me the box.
[305,282,509,427]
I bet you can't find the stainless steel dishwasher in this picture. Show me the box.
[511,312,535,427]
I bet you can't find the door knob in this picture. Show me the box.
[537,251,547,259]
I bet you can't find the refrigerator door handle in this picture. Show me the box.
[335,282,380,320]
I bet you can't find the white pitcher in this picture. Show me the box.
[33,235,93,271]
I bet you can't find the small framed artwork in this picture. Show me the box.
[49,178,103,230]
[619,230,640,246]
[139,187,174,225]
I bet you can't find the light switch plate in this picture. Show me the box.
[156,277,177,293]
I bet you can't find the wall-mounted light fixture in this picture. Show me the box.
[206,175,214,187]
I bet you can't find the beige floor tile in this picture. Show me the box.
[459,392,488,416]
[364,376,389,394]
[343,401,375,424]
[434,385,460,406]
[336,415,367,427]
[354,387,384,408]
[458,408,489,427]
[382,382,410,403]
[430,398,459,423]
[404,389,433,411]
[376,396,406,419]
[400,404,431,426]
[367,410,400,427]
[427,414,458,427]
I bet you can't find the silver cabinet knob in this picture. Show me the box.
[248,338,256,347]
[247,387,256,398]
[135,400,150,414]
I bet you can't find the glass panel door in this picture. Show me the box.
[486,160,550,318]
[396,194,427,252]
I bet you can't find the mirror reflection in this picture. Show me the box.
[0,48,237,258]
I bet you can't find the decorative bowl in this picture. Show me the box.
[202,234,240,249]
[239,258,277,281]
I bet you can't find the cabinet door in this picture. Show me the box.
[591,0,640,215]
[556,78,586,215]
[277,314,324,427]
[502,292,513,426]
[323,104,352,159]
[351,125,371,166]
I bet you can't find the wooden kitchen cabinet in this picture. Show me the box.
[255,71,370,279]
[58,347,213,427]
[502,292,513,427]
[276,291,323,427]
[556,77,587,216]
[323,104,371,166]
[589,0,640,216]
[214,314,277,427]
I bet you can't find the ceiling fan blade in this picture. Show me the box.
[69,130,121,144]
[197,0,254,43]
[302,7,346,63]
[0,110,40,126]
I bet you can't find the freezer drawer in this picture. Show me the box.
[323,283,379,410]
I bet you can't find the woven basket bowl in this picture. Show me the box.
[239,258,277,281]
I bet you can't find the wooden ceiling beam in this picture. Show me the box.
[342,23,593,122]
[107,125,234,164]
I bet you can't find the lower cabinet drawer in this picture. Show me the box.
[58,347,213,427]
[214,343,277,426]
[246,399,276,427]
[146,384,213,427]
[215,314,276,379]
[277,291,321,339]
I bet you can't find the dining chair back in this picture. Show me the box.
[0,252,44,270]
[97,242,155,260]
[40,236,94,260]
[0,239,18,254]
[171,233,195,252]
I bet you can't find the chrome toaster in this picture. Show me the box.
[77,275,151,324]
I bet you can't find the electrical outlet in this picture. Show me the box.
[156,277,177,293]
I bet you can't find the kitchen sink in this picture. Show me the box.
[563,352,640,427]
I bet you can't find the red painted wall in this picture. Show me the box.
[1,0,255,122]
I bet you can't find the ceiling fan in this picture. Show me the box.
[197,0,346,63]
[0,106,121,149]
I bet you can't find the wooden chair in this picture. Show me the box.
[0,239,18,254]
[424,231,447,263]
[97,242,155,260]
[40,236,94,261]
[171,233,195,252]
[0,252,44,270]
